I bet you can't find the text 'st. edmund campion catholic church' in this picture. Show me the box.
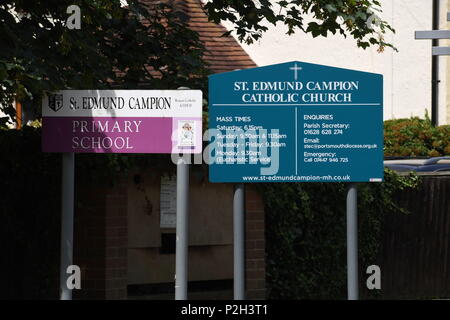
[71,0,266,299]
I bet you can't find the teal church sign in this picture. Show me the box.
[208,61,383,183]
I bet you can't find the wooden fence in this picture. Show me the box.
[381,174,450,299]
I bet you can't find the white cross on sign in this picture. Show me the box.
[289,63,302,80]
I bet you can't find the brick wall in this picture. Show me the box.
[74,174,128,300]
[74,175,266,300]
[245,187,266,299]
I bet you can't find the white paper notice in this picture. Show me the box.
[160,175,177,228]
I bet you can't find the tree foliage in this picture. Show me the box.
[0,0,209,119]
[204,0,394,50]
[1,0,395,122]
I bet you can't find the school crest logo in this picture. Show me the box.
[48,94,63,112]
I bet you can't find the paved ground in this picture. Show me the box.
[129,290,233,300]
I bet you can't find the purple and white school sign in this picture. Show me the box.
[42,90,203,153]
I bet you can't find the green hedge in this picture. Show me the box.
[384,115,450,157]
[259,171,418,299]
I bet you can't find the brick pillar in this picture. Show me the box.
[104,177,128,299]
[245,187,266,299]
[74,174,128,300]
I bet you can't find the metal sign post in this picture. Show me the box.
[233,183,245,300]
[346,183,358,300]
[60,152,75,300]
[175,86,192,300]
[175,160,189,300]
